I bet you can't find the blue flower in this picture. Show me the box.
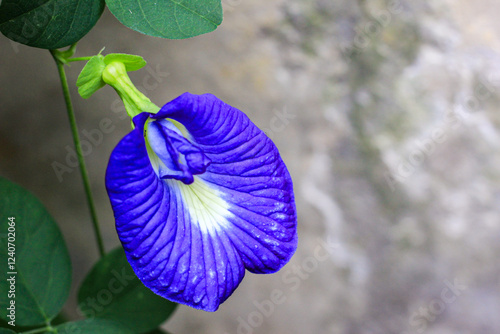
[105,93,297,311]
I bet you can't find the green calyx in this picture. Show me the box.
[77,53,160,119]
[102,61,160,118]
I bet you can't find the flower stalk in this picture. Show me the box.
[50,49,105,258]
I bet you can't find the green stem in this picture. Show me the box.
[50,50,105,258]
[21,320,57,334]
[21,324,55,334]
[66,56,94,63]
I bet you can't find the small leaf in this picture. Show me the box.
[78,247,177,333]
[0,177,72,327]
[77,55,106,99]
[55,318,134,334]
[0,0,105,49]
[105,0,223,39]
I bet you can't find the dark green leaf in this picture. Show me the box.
[0,328,16,334]
[78,247,177,333]
[0,177,71,327]
[0,317,38,332]
[0,0,106,49]
[106,0,223,39]
[54,318,134,334]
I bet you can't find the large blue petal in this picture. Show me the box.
[106,93,297,311]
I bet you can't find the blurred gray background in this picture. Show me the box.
[1,0,500,333]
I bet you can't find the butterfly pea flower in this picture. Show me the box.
[101,60,297,312]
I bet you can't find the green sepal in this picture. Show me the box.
[77,55,106,99]
[101,61,159,118]
[77,53,147,99]
[104,53,147,71]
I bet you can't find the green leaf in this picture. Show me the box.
[54,318,135,334]
[0,177,71,327]
[105,0,223,39]
[78,247,177,333]
[0,0,105,49]
[77,55,106,99]
[0,328,16,334]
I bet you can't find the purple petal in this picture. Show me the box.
[106,93,297,311]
